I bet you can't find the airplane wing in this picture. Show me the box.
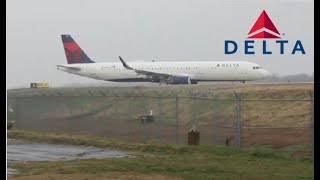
[118,56,173,81]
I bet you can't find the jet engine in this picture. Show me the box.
[166,76,191,84]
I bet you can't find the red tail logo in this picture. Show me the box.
[247,10,280,39]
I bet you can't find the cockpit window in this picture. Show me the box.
[253,66,262,70]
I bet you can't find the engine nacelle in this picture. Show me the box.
[166,76,191,84]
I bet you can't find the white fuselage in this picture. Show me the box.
[57,61,271,82]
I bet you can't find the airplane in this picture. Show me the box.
[57,34,272,84]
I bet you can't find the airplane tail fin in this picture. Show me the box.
[61,34,95,64]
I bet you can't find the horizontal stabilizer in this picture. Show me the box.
[56,65,81,71]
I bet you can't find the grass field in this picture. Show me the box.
[8,129,313,180]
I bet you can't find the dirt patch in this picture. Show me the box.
[9,172,181,180]
[291,149,312,158]
[241,127,311,148]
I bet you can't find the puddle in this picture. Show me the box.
[7,138,135,177]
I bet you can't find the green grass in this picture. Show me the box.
[8,129,313,180]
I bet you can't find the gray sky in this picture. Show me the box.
[6,0,314,88]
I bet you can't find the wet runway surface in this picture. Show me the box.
[7,138,133,177]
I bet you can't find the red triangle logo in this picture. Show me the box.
[247,10,280,39]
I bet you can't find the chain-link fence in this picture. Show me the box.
[8,89,313,155]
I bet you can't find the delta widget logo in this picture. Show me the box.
[225,10,306,55]
[247,10,280,39]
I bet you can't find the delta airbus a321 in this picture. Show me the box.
[57,35,272,84]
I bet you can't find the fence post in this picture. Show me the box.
[144,96,148,114]
[114,96,117,120]
[69,105,73,117]
[176,96,179,144]
[128,96,132,122]
[14,97,21,128]
[191,92,199,130]
[103,101,106,118]
[234,91,242,148]
[310,91,314,160]
[192,97,197,129]
[157,95,162,141]
[212,96,217,144]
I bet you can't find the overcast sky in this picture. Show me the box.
[6,0,314,88]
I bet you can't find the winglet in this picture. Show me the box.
[119,56,134,70]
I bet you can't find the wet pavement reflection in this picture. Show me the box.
[7,138,133,177]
